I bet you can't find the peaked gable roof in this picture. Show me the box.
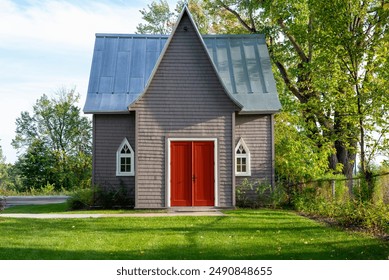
[84,7,281,114]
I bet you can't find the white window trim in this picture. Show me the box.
[116,138,135,176]
[235,138,251,176]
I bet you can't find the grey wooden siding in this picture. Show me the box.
[235,114,273,201]
[133,12,239,208]
[93,114,135,203]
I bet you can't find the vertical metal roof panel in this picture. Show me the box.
[87,50,102,94]
[114,51,131,92]
[242,40,264,93]
[130,38,146,78]
[101,38,118,77]
[84,32,281,114]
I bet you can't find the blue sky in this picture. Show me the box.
[0,0,177,163]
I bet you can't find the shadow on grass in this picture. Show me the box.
[1,211,388,260]
[0,240,387,260]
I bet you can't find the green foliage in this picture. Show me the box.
[93,184,134,209]
[68,185,134,210]
[274,112,336,184]
[236,178,289,208]
[292,175,389,234]
[11,88,92,191]
[204,0,389,186]
[136,0,175,34]
[136,0,214,35]
[67,188,95,210]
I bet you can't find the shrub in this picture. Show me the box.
[236,179,289,208]
[68,184,134,210]
[292,182,389,235]
[236,179,256,208]
[67,188,94,210]
[94,185,134,209]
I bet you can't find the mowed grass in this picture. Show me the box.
[1,203,70,214]
[0,209,388,260]
[1,203,166,214]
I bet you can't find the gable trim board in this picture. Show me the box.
[85,6,281,209]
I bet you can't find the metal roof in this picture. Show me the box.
[83,33,281,114]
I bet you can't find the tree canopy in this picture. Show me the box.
[205,0,389,185]
[12,88,92,191]
[137,0,389,191]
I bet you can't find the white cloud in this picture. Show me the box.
[0,0,145,52]
[0,0,149,163]
[0,0,179,163]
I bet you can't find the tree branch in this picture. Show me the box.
[277,19,309,63]
[217,0,257,33]
[273,60,306,103]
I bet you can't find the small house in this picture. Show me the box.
[83,7,281,208]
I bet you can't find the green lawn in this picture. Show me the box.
[1,203,166,214]
[0,209,388,260]
[1,203,70,214]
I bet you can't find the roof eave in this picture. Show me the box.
[83,110,131,114]
[238,109,281,115]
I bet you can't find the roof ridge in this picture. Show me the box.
[95,33,265,39]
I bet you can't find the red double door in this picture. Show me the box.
[170,141,214,206]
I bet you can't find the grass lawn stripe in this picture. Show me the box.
[0,209,388,260]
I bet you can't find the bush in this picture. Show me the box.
[236,179,289,208]
[68,184,134,210]
[292,182,389,235]
[94,185,134,209]
[67,188,94,210]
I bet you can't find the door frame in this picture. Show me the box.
[166,138,218,208]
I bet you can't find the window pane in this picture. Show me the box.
[241,158,246,172]
[120,157,132,173]
[125,158,131,172]
[237,158,241,172]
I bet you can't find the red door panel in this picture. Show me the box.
[193,142,214,206]
[170,141,214,207]
[170,142,192,206]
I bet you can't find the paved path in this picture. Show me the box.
[0,211,225,219]
[1,196,225,218]
[4,196,69,207]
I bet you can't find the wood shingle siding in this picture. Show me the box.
[133,13,238,208]
[235,114,274,201]
[93,114,135,202]
[84,7,281,209]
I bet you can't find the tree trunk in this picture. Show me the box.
[334,140,356,197]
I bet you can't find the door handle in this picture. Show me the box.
[192,175,197,182]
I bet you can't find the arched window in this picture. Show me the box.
[116,138,134,176]
[235,138,251,176]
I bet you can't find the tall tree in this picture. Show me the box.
[0,141,7,191]
[12,88,92,190]
[204,0,389,189]
[136,0,212,34]
[136,0,175,34]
